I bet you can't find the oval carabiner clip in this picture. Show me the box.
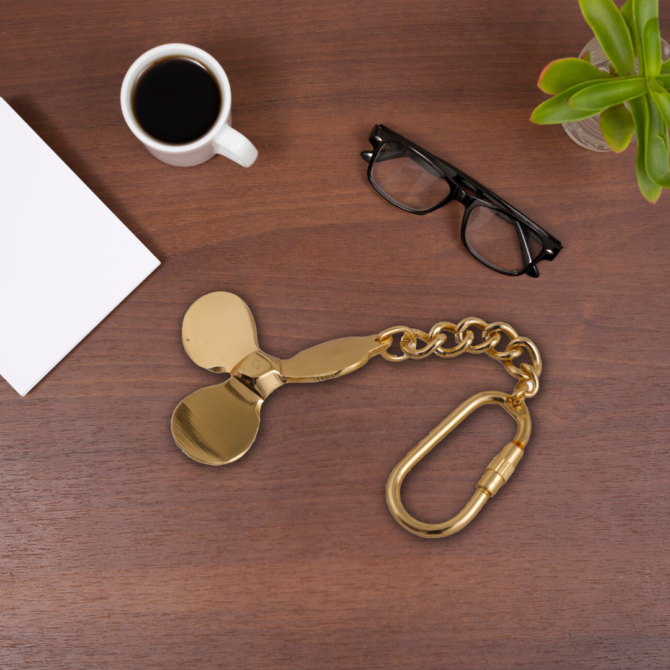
[386,391,532,539]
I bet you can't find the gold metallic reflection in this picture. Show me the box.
[182,292,260,373]
[385,392,531,538]
[171,378,262,465]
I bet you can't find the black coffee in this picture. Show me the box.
[133,57,221,144]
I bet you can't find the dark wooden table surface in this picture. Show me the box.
[1,1,669,668]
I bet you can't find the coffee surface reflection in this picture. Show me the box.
[132,57,221,144]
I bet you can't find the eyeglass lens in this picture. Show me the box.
[465,206,544,272]
[371,142,451,211]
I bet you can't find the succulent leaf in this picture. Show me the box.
[599,103,635,152]
[648,79,670,127]
[531,81,607,124]
[633,0,659,75]
[628,95,663,202]
[537,58,611,94]
[621,0,640,56]
[579,0,636,75]
[568,76,648,110]
[661,59,670,74]
[642,18,662,76]
[645,93,670,187]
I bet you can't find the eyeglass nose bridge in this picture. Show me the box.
[386,391,532,539]
[455,189,477,207]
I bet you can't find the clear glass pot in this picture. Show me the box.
[563,36,670,152]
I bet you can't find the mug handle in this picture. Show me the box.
[213,125,258,168]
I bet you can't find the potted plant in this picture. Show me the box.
[531,0,670,203]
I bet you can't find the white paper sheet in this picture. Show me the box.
[0,98,160,395]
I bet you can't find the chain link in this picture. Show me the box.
[377,318,541,407]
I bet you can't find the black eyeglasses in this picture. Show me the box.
[361,125,562,277]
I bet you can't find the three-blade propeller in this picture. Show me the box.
[171,292,385,465]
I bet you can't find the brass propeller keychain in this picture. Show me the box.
[172,292,543,539]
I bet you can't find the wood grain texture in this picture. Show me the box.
[0,1,669,668]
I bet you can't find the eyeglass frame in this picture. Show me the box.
[361,124,563,278]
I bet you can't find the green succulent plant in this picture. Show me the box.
[531,0,670,203]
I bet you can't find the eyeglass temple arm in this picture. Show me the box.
[497,210,540,277]
[518,227,540,277]
[434,157,550,234]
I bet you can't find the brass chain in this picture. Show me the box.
[377,318,542,407]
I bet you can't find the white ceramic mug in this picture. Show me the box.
[120,44,258,168]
